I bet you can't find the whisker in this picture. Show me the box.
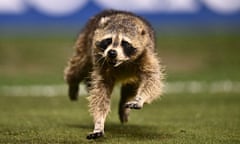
[95,52,105,64]
[96,56,104,64]
[100,58,107,70]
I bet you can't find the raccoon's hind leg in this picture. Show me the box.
[119,82,139,123]
[64,55,91,101]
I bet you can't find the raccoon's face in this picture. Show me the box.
[94,34,138,67]
[93,15,150,67]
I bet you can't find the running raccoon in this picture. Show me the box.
[64,9,164,139]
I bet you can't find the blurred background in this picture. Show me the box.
[0,0,240,94]
[0,1,240,143]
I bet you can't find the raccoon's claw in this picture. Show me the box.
[86,131,104,140]
[125,102,142,109]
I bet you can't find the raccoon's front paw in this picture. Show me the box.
[125,101,143,109]
[86,131,104,140]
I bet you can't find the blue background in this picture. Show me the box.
[0,1,239,34]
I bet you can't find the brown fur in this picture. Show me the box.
[64,9,164,139]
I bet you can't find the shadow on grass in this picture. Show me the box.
[67,122,173,142]
[107,123,173,140]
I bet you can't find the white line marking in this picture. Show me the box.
[165,80,240,94]
[0,80,240,97]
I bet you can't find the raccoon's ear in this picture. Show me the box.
[99,17,110,28]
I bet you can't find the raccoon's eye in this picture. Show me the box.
[96,38,112,51]
[121,40,136,57]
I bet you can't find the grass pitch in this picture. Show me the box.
[0,93,239,144]
[0,32,240,85]
[0,31,239,143]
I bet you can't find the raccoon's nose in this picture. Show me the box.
[107,50,117,59]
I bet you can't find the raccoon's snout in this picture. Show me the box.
[107,49,117,59]
[107,49,119,66]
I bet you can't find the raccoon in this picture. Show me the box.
[64,9,164,139]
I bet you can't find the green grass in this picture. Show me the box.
[157,33,240,81]
[0,32,240,85]
[0,32,239,143]
[0,35,73,85]
[0,93,239,144]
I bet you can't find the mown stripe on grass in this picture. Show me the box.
[1,81,240,97]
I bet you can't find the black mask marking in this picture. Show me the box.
[96,38,112,51]
[121,40,136,57]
